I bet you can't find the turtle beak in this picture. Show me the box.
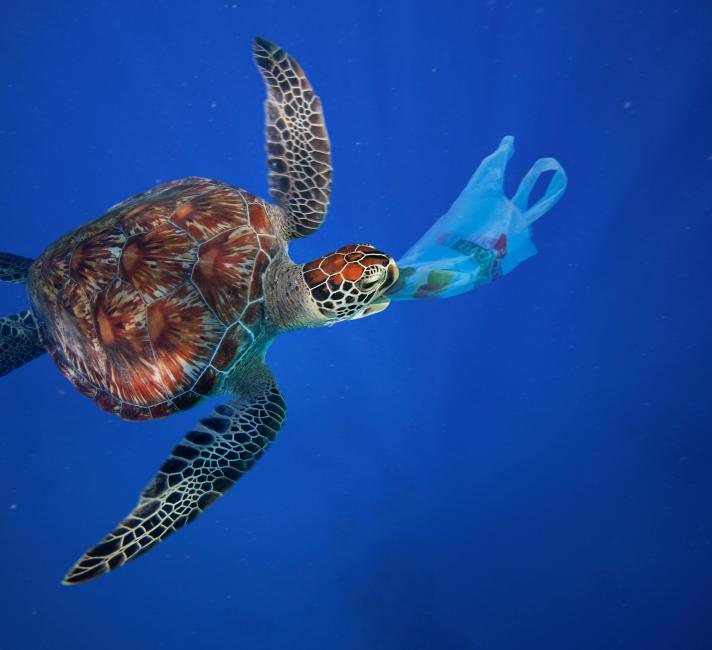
[351,300,390,320]
[379,259,399,296]
[353,261,399,320]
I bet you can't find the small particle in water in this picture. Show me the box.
[623,101,632,110]
[9,503,17,510]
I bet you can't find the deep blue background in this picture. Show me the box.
[1,1,710,649]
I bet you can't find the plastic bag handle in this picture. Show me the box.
[512,157,568,225]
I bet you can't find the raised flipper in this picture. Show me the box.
[0,252,34,284]
[63,369,287,585]
[0,310,45,376]
[253,37,332,240]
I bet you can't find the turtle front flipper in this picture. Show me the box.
[63,370,287,585]
[0,310,45,376]
[253,37,332,240]
[0,252,34,284]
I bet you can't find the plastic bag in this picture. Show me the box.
[387,136,567,301]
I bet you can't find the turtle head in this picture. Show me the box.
[302,244,399,324]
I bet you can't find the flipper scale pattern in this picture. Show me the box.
[0,252,34,284]
[63,375,286,584]
[0,310,45,376]
[253,37,332,239]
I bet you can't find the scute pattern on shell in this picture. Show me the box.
[29,178,282,420]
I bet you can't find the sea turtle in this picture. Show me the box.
[0,37,398,585]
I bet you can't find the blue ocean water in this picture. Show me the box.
[1,1,710,648]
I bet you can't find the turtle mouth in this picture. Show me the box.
[378,259,399,297]
[353,262,399,320]
[352,299,390,320]
[346,260,399,321]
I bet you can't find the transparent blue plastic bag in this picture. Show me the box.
[387,136,567,301]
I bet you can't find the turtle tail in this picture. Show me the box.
[0,252,34,284]
[0,311,45,376]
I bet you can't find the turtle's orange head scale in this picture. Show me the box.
[302,244,399,324]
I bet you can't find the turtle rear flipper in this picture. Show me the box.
[0,310,45,376]
[253,37,332,240]
[0,252,34,284]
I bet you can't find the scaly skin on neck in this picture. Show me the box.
[263,255,323,333]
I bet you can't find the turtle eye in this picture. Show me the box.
[358,273,382,291]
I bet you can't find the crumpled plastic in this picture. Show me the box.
[387,136,567,301]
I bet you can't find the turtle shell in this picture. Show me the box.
[28,177,282,421]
